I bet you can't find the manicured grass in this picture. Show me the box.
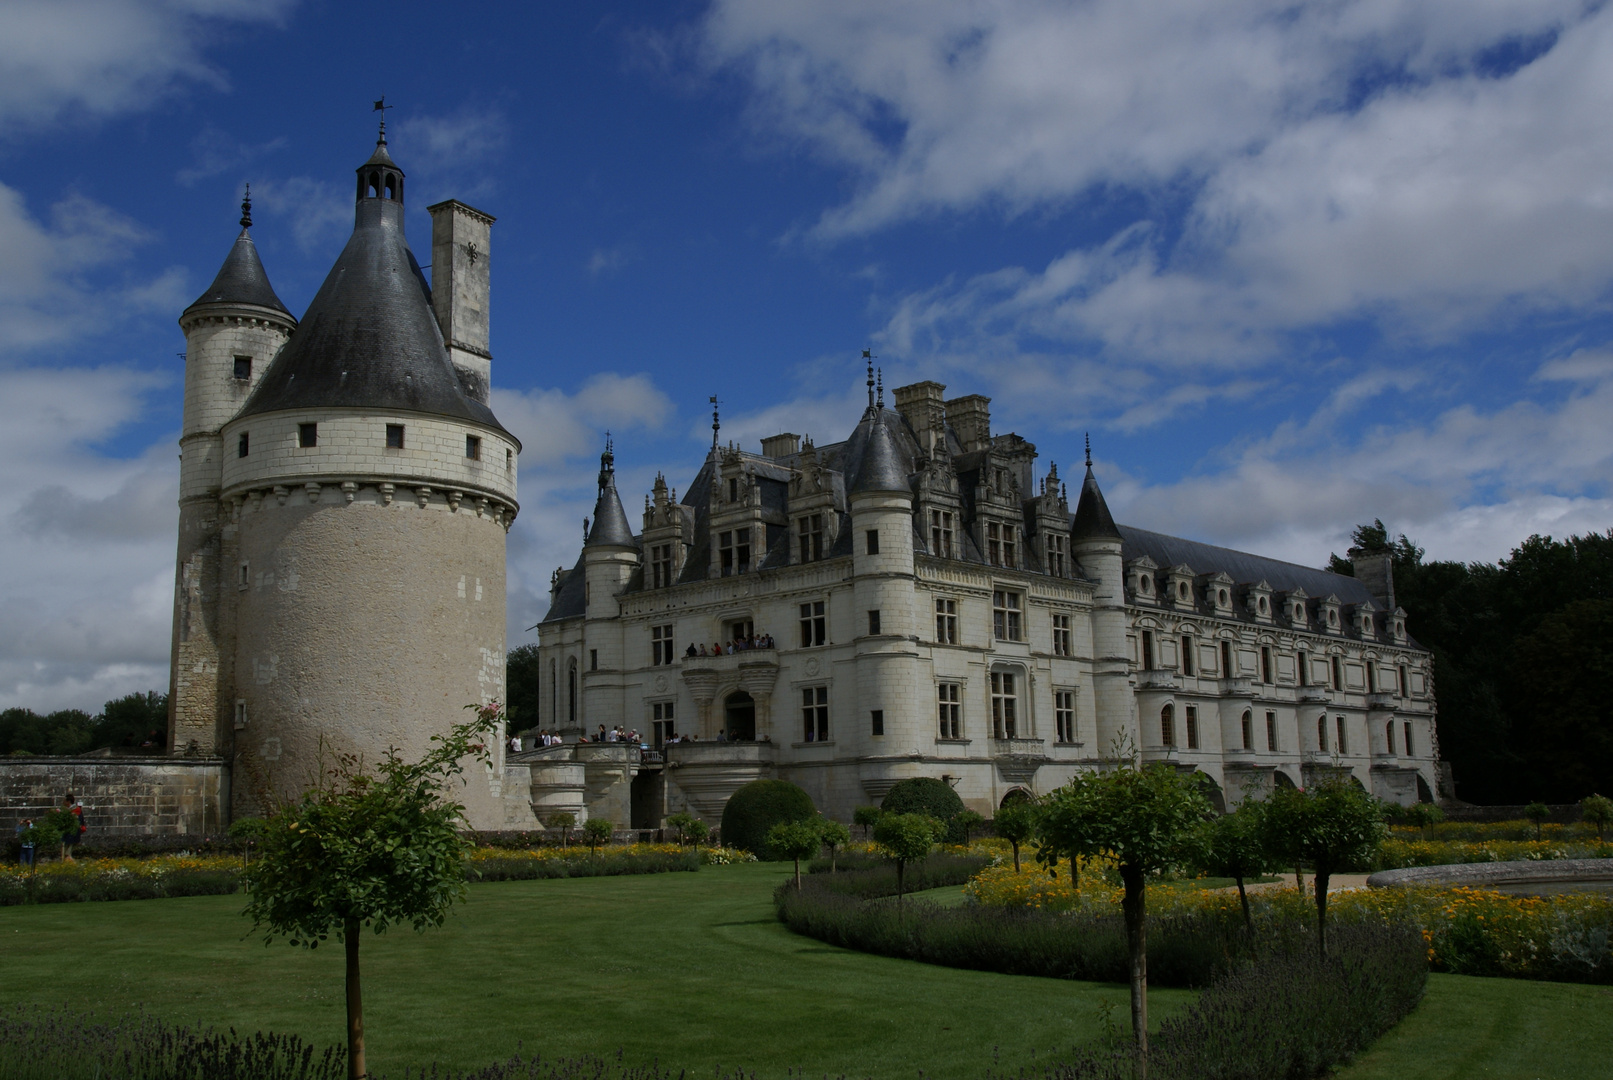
[0,862,1185,1079]
[1337,974,1613,1080]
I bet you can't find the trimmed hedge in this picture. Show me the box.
[801,853,990,898]
[719,779,816,858]
[986,922,1428,1080]
[880,778,968,841]
[470,849,699,881]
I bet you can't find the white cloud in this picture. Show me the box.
[0,0,296,134]
[175,125,289,186]
[248,175,352,255]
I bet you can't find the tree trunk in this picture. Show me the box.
[794,856,802,890]
[1294,866,1305,895]
[1235,875,1251,933]
[1120,863,1148,1080]
[345,918,365,1079]
[1011,842,1020,873]
[897,860,905,909]
[1314,868,1330,956]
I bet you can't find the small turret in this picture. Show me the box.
[583,439,639,627]
[1068,437,1133,752]
[586,440,636,549]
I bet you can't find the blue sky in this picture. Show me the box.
[2,0,1611,712]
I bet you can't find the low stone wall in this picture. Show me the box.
[0,756,228,837]
[1367,858,1613,896]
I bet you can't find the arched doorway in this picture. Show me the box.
[1190,771,1226,814]
[1273,770,1297,790]
[1416,774,1435,804]
[1000,788,1032,808]
[724,690,756,741]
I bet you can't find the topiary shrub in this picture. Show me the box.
[881,777,967,841]
[720,780,817,858]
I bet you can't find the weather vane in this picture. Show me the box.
[710,395,721,450]
[863,348,877,410]
[372,96,393,142]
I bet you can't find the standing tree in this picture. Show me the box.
[1582,794,1613,841]
[504,644,542,733]
[666,811,700,845]
[1402,800,1446,839]
[245,703,501,1079]
[1260,779,1386,955]
[1193,804,1272,932]
[543,810,576,848]
[872,812,937,908]
[819,818,851,872]
[853,805,882,840]
[954,809,985,842]
[581,816,613,855]
[1525,801,1551,841]
[767,818,825,889]
[993,800,1039,873]
[1037,763,1210,1079]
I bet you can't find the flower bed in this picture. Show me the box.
[466,843,717,881]
[1374,837,1613,869]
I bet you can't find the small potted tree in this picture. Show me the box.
[819,819,851,872]
[581,817,613,856]
[767,818,824,889]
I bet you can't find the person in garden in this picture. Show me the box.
[59,793,85,861]
[14,818,36,867]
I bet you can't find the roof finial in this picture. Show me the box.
[876,367,884,409]
[863,348,876,410]
[1084,432,1092,469]
[239,183,253,230]
[373,96,393,144]
[710,395,720,451]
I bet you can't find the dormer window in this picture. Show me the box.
[1140,574,1152,593]
[1178,583,1189,600]
[1258,596,1268,614]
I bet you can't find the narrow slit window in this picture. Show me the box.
[1141,630,1155,671]
[1180,636,1194,676]
[237,432,249,458]
[1185,705,1199,749]
[1266,710,1278,751]
[1241,709,1253,750]
[866,529,879,555]
[867,610,881,636]
[871,709,884,737]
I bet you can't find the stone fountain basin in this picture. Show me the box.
[1366,858,1613,896]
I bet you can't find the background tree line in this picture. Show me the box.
[1330,521,1612,804]
[1,691,170,756]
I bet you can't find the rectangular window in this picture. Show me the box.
[935,598,958,644]
[1403,721,1414,756]
[726,619,754,643]
[238,562,249,587]
[728,477,739,503]
[929,509,955,558]
[1181,636,1194,676]
[589,649,598,671]
[234,700,247,729]
[1385,720,1396,755]
[1141,630,1155,671]
[1221,641,1234,677]
[987,522,1018,567]
[1161,706,1176,747]
[1055,690,1076,743]
[866,529,880,555]
[802,686,829,742]
[233,355,252,380]
[1052,614,1072,656]
[1297,651,1309,686]
[1336,715,1348,754]
[651,624,674,666]
[1317,714,1329,752]
[871,709,884,736]
[990,671,1018,738]
[1332,656,1344,690]
[798,514,824,562]
[506,448,513,471]
[466,435,482,460]
[386,423,405,449]
[992,590,1022,641]
[719,529,752,576]
[652,701,675,748]
[1266,710,1278,752]
[1047,533,1067,577]
[799,600,826,647]
[1399,665,1409,696]
[1186,705,1199,749]
[938,683,962,739]
[651,543,674,588]
[1367,663,1377,694]
[867,610,881,636]
[1261,646,1273,684]
[237,432,249,458]
[298,422,318,448]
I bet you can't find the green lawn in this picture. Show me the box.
[1,863,1608,1079]
[0,863,1184,1079]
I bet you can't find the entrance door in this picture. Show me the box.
[724,690,756,741]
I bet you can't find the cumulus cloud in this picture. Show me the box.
[0,0,296,134]
[0,365,176,713]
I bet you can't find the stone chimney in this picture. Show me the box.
[1350,551,1396,611]
[427,199,495,403]
[761,433,801,458]
[893,381,947,455]
[945,394,991,452]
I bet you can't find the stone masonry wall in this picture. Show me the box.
[0,758,227,837]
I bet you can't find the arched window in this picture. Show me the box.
[567,658,578,727]
[1386,720,1395,755]
[1241,709,1253,750]
[1317,713,1328,751]
[384,173,397,200]
[1160,704,1175,748]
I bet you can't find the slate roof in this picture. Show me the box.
[847,409,914,494]
[185,230,291,317]
[586,449,636,548]
[1117,525,1376,605]
[237,142,505,432]
[1071,465,1122,541]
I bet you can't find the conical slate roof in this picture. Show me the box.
[849,408,912,495]
[1071,464,1122,541]
[185,230,290,316]
[238,138,502,430]
[586,446,635,548]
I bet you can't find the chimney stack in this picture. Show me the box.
[945,394,992,452]
[427,199,496,403]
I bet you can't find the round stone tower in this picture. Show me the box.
[1069,447,1135,754]
[177,128,521,827]
[170,191,297,757]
